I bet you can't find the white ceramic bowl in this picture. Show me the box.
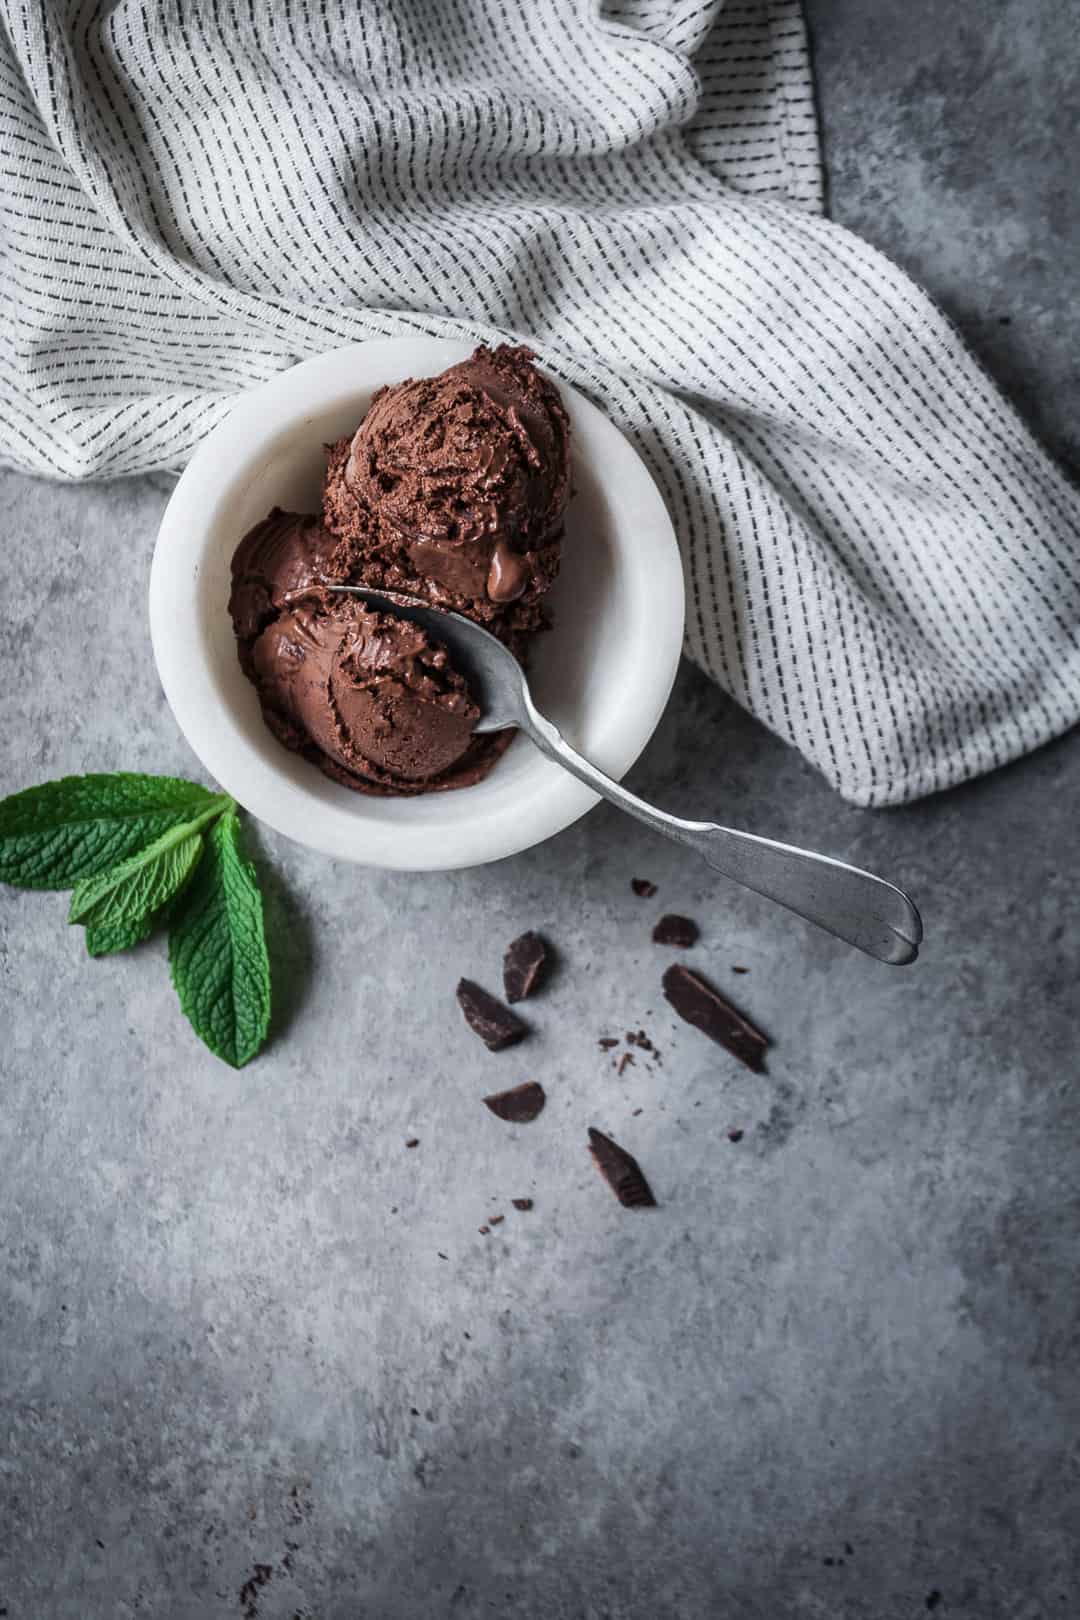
[150,339,684,870]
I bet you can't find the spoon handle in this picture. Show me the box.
[520,699,922,965]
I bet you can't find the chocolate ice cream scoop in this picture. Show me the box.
[323,345,570,608]
[228,508,339,646]
[250,595,490,792]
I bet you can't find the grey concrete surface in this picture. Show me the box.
[2,4,1079,1617]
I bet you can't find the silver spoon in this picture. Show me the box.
[328,587,923,965]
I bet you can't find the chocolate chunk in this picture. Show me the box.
[483,1080,546,1123]
[652,914,699,948]
[502,931,549,1003]
[626,1029,659,1057]
[588,1128,657,1208]
[662,963,769,1073]
[511,1198,533,1211]
[631,877,657,898]
[456,979,528,1051]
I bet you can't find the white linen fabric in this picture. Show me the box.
[2,0,1079,806]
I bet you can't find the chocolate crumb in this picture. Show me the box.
[456,979,528,1051]
[588,1127,657,1208]
[652,914,699,948]
[626,1028,660,1059]
[733,965,749,974]
[478,1226,490,1235]
[632,1107,643,1116]
[598,1037,619,1051]
[483,1080,546,1122]
[405,1138,419,1148]
[727,1128,744,1143]
[489,1214,505,1226]
[503,931,549,1003]
[239,1563,275,1620]
[437,1252,448,1260]
[662,963,769,1072]
[617,1052,635,1076]
[631,877,657,898]
[511,1198,533,1211]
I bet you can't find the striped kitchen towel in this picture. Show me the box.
[2,0,1079,806]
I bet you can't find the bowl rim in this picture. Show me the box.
[149,339,685,870]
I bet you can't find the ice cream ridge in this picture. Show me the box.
[229,346,571,796]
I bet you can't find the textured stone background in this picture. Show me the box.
[2,3,1079,1616]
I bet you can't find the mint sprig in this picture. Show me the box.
[0,773,272,1067]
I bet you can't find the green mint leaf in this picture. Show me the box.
[85,913,154,957]
[0,773,224,890]
[84,886,190,957]
[69,821,207,929]
[168,809,271,1068]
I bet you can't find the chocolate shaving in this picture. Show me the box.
[617,1052,635,1075]
[652,914,699,948]
[502,931,549,1003]
[588,1127,657,1208]
[662,964,768,1072]
[631,878,657,898]
[483,1080,546,1123]
[511,1198,533,1211]
[456,979,528,1051]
